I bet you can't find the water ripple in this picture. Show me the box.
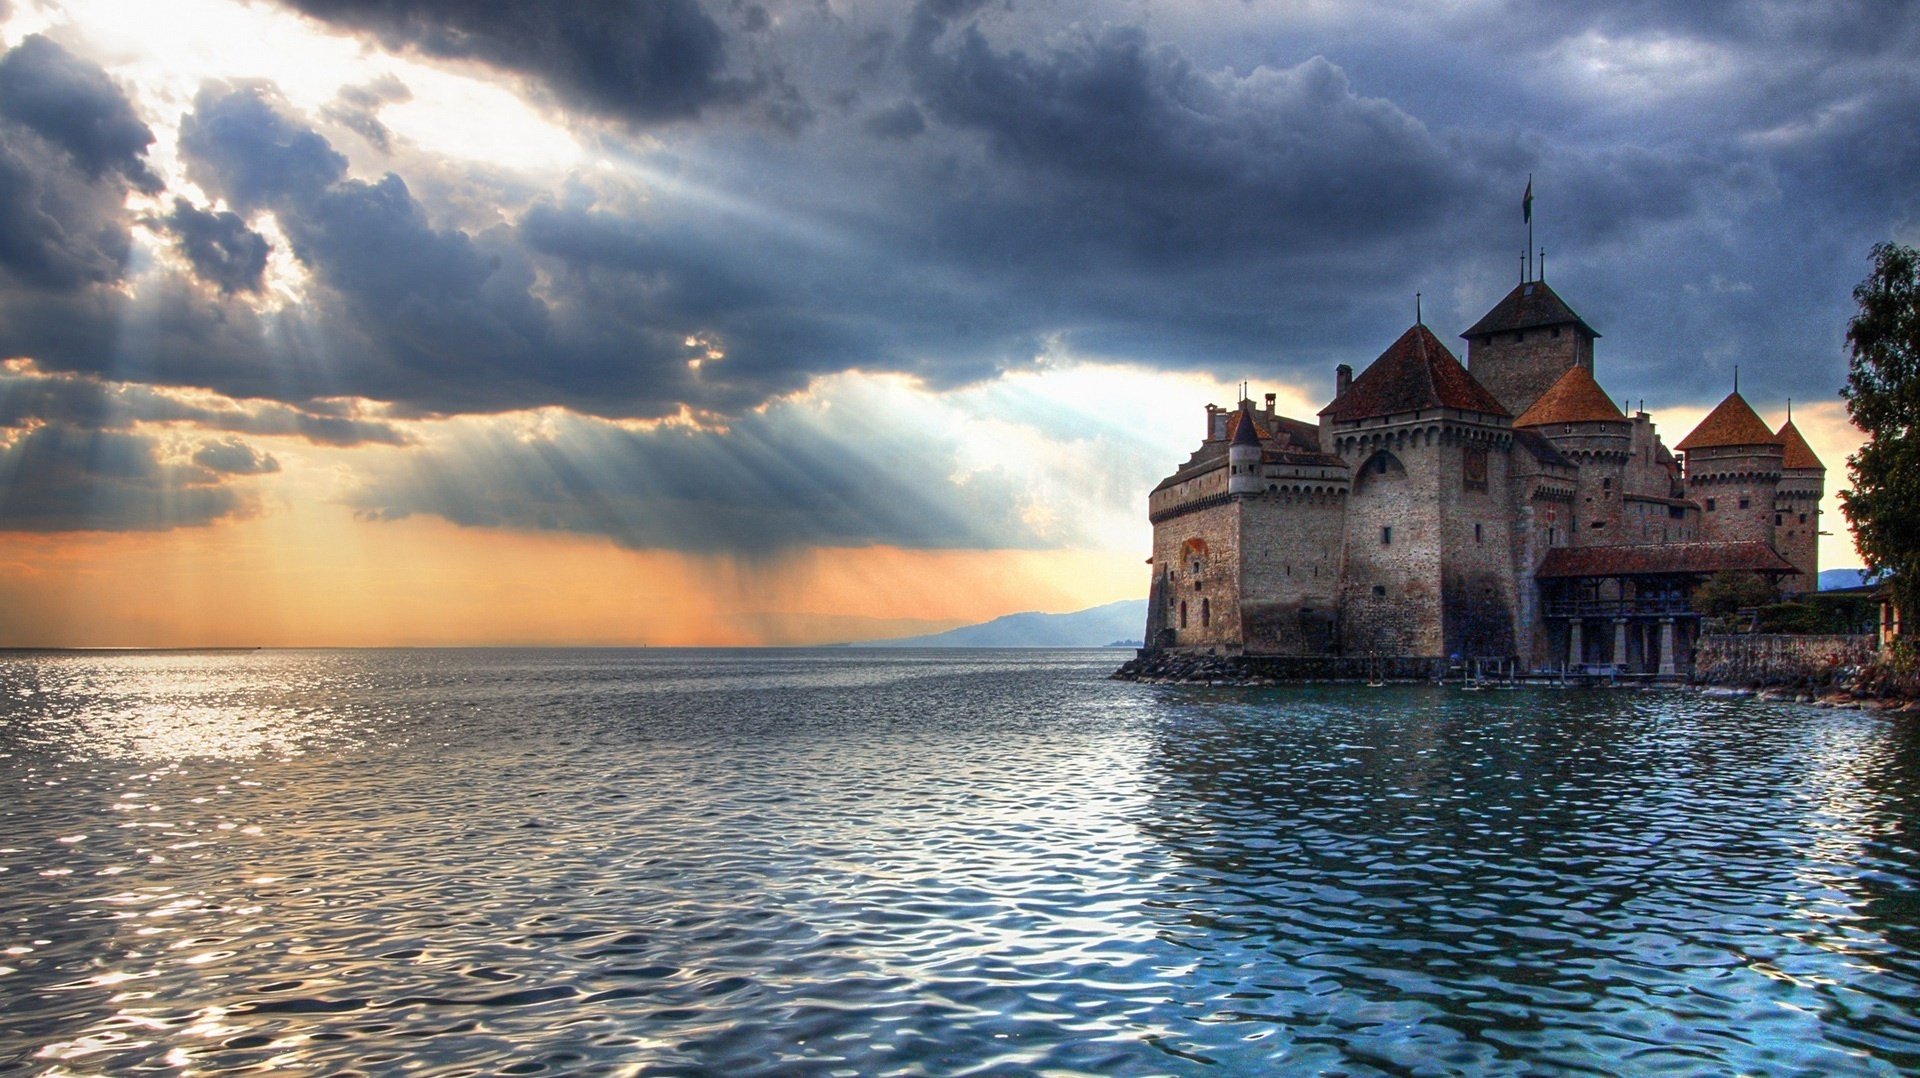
[1,651,1919,1074]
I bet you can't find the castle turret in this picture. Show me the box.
[1773,416,1825,593]
[1513,364,1631,544]
[1677,392,1785,550]
[1227,403,1263,496]
[1462,279,1600,417]
[1320,323,1517,662]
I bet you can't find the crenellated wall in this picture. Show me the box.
[1685,443,1785,547]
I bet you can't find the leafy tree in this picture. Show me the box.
[1840,242,1920,631]
[1695,569,1778,618]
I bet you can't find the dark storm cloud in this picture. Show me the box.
[178,81,348,211]
[164,199,270,294]
[0,35,161,193]
[0,365,410,447]
[862,99,924,139]
[347,407,1046,554]
[0,36,152,290]
[277,0,739,124]
[156,81,1009,417]
[0,426,250,533]
[905,24,1470,248]
[1,0,1913,493]
[192,438,281,475]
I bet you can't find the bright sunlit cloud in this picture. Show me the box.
[14,0,580,177]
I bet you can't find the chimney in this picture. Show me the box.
[1263,392,1276,418]
[1335,364,1353,398]
[1206,403,1220,441]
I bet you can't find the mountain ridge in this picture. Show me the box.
[860,599,1147,647]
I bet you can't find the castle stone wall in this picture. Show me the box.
[1439,431,1520,660]
[1237,491,1346,654]
[1624,495,1696,544]
[1467,328,1594,417]
[1624,414,1678,499]
[1339,432,1445,657]
[1687,445,1784,548]
[1775,470,1823,593]
[1151,498,1242,651]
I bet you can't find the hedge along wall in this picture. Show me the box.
[1693,633,1876,687]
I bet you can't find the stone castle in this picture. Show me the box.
[1142,274,1824,675]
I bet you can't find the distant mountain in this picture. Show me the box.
[1820,568,1872,591]
[862,599,1147,647]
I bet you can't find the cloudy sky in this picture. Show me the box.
[0,0,1910,645]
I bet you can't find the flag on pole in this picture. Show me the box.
[1522,176,1533,223]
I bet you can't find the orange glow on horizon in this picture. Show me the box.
[0,508,1146,648]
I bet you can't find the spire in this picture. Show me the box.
[1675,391,1781,451]
[1229,405,1262,446]
[1320,324,1508,421]
[1513,364,1626,427]
[1462,278,1600,340]
[1776,417,1824,471]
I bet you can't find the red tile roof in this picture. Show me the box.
[1319,324,1510,422]
[1775,419,1825,470]
[1535,541,1796,579]
[1513,364,1627,427]
[1675,392,1781,451]
[1462,279,1599,339]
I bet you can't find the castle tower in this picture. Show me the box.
[1773,416,1825,594]
[1676,392,1785,549]
[1512,364,1631,545]
[1146,394,1350,655]
[1461,279,1600,417]
[1320,323,1517,662]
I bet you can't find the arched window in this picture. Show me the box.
[1201,598,1211,626]
[1179,601,1188,629]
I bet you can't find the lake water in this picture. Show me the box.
[2,648,1919,1075]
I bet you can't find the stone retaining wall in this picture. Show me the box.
[1692,633,1876,688]
[1112,651,1449,684]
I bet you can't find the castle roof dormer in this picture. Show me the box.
[1462,279,1599,340]
[1675,391,1780,452]
[1776,419,1824,471]
[1319,323,1509,422]
[1513,364,1626,427]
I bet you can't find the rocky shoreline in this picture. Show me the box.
[1113,647,1920,712]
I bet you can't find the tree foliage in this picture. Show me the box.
[1840,242,1920,628]
[1696,569,1779,618]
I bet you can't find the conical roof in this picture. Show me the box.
[1776,419,1824,470]
[1513,364,1627,427]
[1675,392,1781,452]
[1463,279,1599,339]
[1320,324,1509,421]
[1228,407,1263,446]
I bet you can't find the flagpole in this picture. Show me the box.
[1526,174,1533,281]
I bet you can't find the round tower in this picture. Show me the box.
[1513,364,1631,543]
[1677,392,1785,548]
[1227,403,1263,496]
[1773,415,1825,594]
